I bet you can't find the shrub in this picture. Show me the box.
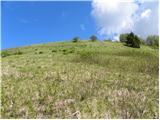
[15,50,23,55]
[90,35,98,42]
[146,35,159,47]
[120,33,129,43]
[1,51,10,58]
[126,32,140,48]
[62,49,67,52]
[39,51,43,54]
[68,49,74,53]
[52,50,57,52]
[72,37,80,43]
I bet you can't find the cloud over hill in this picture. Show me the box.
[91,0,159,40]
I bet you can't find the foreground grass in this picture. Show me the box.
[1,41,159,118]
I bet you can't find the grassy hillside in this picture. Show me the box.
[1,40,159,119]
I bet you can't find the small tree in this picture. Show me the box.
[120,33,129,43]
[126,32,140,48]
[72,37,80,43]
[90,35,97,42]
[146,35,159,47]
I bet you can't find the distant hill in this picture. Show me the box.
[1,40,159,119]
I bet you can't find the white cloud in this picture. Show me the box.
[91,0,159,40]
[133,1,159,38]
[113,35,119,41]
[140,9,151,18]
[91,0,138,38]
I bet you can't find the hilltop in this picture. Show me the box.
[1,40,159,118]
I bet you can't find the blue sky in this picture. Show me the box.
[1,1,99,49]
[1,0,158,49]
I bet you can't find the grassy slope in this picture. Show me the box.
[1,41,159,118]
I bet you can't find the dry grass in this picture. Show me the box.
[1,41,159,118]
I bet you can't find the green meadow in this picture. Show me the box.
[1,40,159,118]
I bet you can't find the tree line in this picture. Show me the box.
[72,33,159,48]
[120,32,159,48]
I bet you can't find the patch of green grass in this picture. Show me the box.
[1,40,159,119]
[1,50,11,58]
[1,49,23,58]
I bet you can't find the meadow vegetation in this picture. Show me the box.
[1,40,159,118]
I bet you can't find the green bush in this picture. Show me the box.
[15,50,23,55]
[1,49,23,57]
[52,50,57,52]
[68,49,74,53]
[120,33,145,46]
[126,32,141,48]
[72,37,80,43]
[146,35,159,47]
[1,51,10,58]
[39,51,43,54]
[62,49,67,52]
[90,35,98,42]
